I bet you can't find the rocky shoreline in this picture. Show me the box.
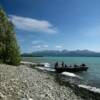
[0,63,100,100]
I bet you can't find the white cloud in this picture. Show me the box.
[9,15,58,34]
[32,40,48,49]
[32,44,49,49]
[18,39,25,42]
[55,45,63,49]
[43,45,48,48]
[32,40,41,44]
[33,45,41,48]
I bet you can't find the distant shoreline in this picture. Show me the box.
[21,56,100,57]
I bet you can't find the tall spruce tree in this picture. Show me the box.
[0,8,21,65]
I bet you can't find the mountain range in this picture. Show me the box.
[21,50,100,57]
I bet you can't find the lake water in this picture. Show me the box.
[22,57,100,88]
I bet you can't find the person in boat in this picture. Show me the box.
[74,64,78,67]
[55,61,59,68]
[65,64,67,68]
[69,65,72,67]
[81,63,86,67]
[62,61,64,68]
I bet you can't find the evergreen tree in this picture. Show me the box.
[0,8,21,65]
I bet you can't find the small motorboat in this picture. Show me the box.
[54,62,88,73]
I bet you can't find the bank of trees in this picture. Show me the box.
[0,8,21,65]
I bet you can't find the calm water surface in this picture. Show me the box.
[22,57,100,88]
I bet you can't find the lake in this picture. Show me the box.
[22,57,100,88]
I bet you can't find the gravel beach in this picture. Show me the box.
[0,64,85,100]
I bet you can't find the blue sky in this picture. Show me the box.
[1,0,100,53]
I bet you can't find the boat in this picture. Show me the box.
[54,63,88,73]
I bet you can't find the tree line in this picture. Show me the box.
[0,8,21,65]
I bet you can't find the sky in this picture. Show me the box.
[1,0,100,53]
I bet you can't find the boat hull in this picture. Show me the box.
[55,67,88,73]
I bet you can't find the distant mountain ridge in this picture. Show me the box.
[21,50,100,57]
